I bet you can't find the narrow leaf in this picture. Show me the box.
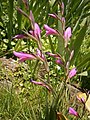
[71,21,87,62]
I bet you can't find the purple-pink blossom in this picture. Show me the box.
[12,34,28,39]
[68,67,77,78]
[61,17,65,23]
[44,24,59,36]
[69,107,79,117]
[13,51,36,62]
[77,96,85,103]
[30,79,51,91]
[46,52,59,58]
[34,23,41,40]
[46,52,63,65]
[76,92,86,103]
[48,14,57,19]
[55,59,62,64]
[64,27,72,40]
[29,23,41,40]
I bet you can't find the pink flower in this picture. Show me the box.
[29,10,34,22]
[34,23,41,40]
[44,24,59,36]
[30,79,51,91]
[64,27,72,40]
[46,52,59,58]
[12,34,28,39]
[77,96,85,103]
[76,92,86,103]
[55,59,62,64]
[29,23,41,40]
[13,51,36,62]
[61,17,65,23]
[29,30,34,36]
[69,107,79,117]
[46,52,63,65]
[68,67,77,78]
[48,14,57,19]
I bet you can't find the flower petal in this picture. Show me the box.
[30,79,51,91]
[55,59,62,64]
[48,14,57,18]
[12,34,28,39]
[44,24,58,36]
[68,67,77,78]
[34,23,41,40]
[69,107,79,117]
[13,51,36,61]
[36,49,45,61]
[64,27,72,40]
[46,52,59,58]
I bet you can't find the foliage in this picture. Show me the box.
[0,0,90,120]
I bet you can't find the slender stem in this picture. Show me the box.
[32,60,39,78]
[48,36,55,53]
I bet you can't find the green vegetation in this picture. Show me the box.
[0,0,90,120]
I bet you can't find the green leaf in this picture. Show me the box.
[77,52,90,70]
[50,0,56,6]
[14,39,22,51]
[78,71,88,76]
[71,21,87,62]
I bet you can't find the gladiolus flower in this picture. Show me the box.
[61,17,65,23]
[46,52,59,58]
[77,92,86,103]
[12,34,28,39]
[13,51,36,62]
[48,14,57,19]
[30,79,51,91]
[44,24,59,36]
[46,52,63,65]
[68,67,77,78]
[29,23,41,40]
[34,23,41,40]
[77,96,85,103]
[55,59,62,64]
[69,107,79,117]
[64,27,72,40]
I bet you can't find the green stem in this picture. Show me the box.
[32,60,39,78]
[48,36,55,53]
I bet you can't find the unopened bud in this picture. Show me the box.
[69,50,74,61]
